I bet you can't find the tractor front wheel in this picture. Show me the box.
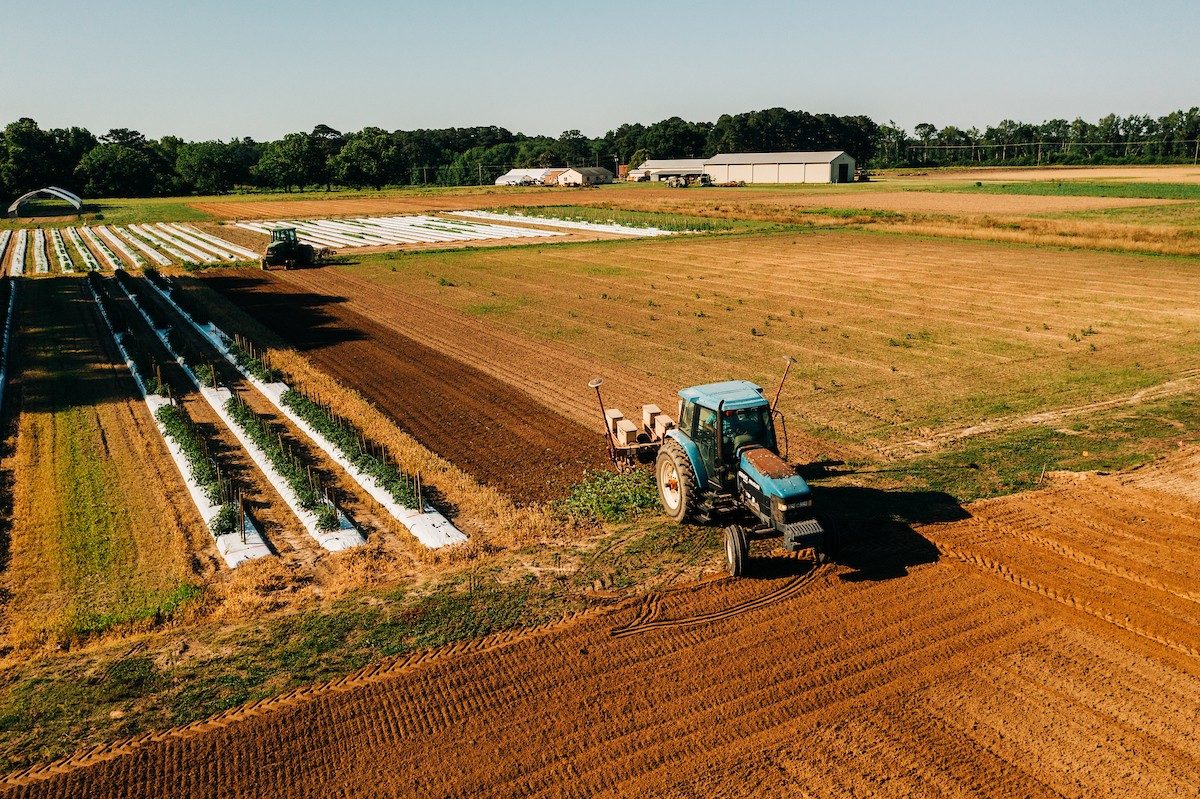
[725,525,749,577]
[656,439,696,522]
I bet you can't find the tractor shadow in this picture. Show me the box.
[200,274,366,352]
[810,483,965,582]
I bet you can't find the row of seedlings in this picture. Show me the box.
[117,272,362,550]
[96,226,146,269]
[80,227,124,270]
[65,227,101,271]
[143,271,464,548]
[50,228,75,272]
[86,272,271,566]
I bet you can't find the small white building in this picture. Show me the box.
[627,158,709,182]
[557,167,614,186]
[495,168,551,186]
[703,151,855,184]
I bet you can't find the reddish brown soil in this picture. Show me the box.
[198,271,607,504]
[4,449,1197,797]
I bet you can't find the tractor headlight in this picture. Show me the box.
[772,496,813,524]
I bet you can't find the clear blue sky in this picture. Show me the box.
[2,0,1195,140]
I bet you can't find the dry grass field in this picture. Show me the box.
[0,279,207,649]
[200,230,1200,463]
[2,171,1199,795]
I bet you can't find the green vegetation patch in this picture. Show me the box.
[941,181,1200,201]
[0,582,565,772]
[556,469,660,522]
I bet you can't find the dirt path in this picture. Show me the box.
[199,271,608,505]
[5,448,1198,797]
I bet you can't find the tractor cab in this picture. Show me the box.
[271,227,299,245]
[261,227,318,270]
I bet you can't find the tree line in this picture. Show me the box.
[875,109,1200,167]
[2,107,1197,200]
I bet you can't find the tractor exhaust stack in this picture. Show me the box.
[771,356,796,413]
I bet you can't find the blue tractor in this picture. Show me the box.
[653,379,828,576]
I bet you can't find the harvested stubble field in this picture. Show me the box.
[196,231,1200,467]
[0,278,208,647]
[4,446,1197,798]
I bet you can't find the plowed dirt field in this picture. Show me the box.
[191,185,1169,222]
[199,272,607,504]
[6,449,1197,798]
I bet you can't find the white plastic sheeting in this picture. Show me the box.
[163,223,257,261]
[65,227,101,271]
[0,280,16,414]
[148,278,467,549]
[110,225,172,266]
[86,278,272,568]
[96,226,146,268]
[6,186,82,215]
[448,210,674,237]
[80,227,123,270]
[127,224,193,263]
[9,229,27,276]
[115,279,366,553]
[31,229,49,273]
[0,232,10,273]
[235,214,564,250]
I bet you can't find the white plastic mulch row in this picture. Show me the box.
[448,209,675,237]
[0,280,16,414]
[79,227,123,270]
[65,227,101,271]
[31,229,48,274]
[50,228,74,272]
[233,214,564,250]
[9,229,27,276]
[115,279,365,552]
[162,223,257,262]
[110,225,171,266]
[127,224,194,263]
[96,226,146,268]
[0,231,11,274]
[147,278,467,549]
[87,278,272,568]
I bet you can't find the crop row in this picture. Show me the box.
[154,405,238,536]
[281,388,422,510]
[49,228,74,272]
[224,394,339,531]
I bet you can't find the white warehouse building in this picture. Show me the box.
[703,151,855,184]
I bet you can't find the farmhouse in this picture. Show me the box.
[627,158,709,182]
[704,151,855,184]
[557,167,613,186]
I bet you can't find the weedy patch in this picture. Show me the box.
[556,469,660,522]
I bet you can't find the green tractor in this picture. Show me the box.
[260,227,317,270]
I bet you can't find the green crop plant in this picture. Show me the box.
[154,404,237,535]
[224,396,339,531]
[281,389,421,509]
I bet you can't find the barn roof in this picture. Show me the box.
[637,159,708,171]
[705,151,849,165]
[564,166,613,178]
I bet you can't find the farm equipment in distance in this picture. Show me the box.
[261,227,324,270]
[590,358,829,577]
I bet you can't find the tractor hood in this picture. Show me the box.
[739,447,811,500]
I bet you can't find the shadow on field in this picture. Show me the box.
[812,484,964,582]
[200,274,365,352]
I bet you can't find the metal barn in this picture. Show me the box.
[703,151,855,184]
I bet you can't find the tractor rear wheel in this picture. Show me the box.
[725,525,749,577]
[656,439,697,522]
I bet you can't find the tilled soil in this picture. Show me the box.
[200,271,607,505]
[5,450,1198,797]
